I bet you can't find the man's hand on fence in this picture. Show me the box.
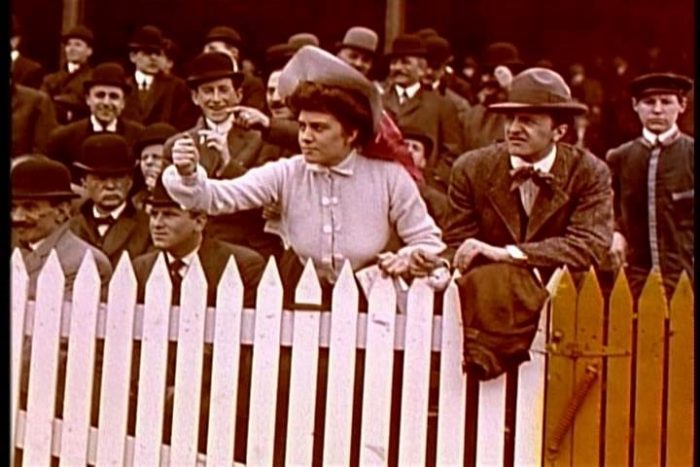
[610,231,628,269]
[171,135,200,177]
[454,238,510,272]
[377,251,411,278]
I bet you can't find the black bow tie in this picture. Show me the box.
[509,165,556,191]
[94,215,116,227]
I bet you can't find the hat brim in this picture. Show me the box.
[335,42,377,56]
[186,71,245,89]
[73,161,138,174]
[402,133,434,155]
[62,35,93,45]
[386,50,427,59]
[143,198,179,207]
[488,101,589,115]
[128,43,163,53]
[83,80,132,94]
[13,191,80,200]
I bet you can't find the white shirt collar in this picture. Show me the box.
[205,113,235,134]
[510,144,557,173]
[90,115,118,132]
[395,82,422,100]
[28,237,45,251]
[11,50,19,63]
[305,150,357,177]
[642,124,679,147]
[93,202,127,220]
[67,62,81,74]
[135,69,155,88]
[166,246,200,275]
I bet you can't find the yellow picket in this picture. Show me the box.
[544,268,577,466]
[633,269,667,467]
[571,269,604,465]
[665,272,694,466]
[603,269,633,467]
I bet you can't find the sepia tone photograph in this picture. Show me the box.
[11,0,694,464]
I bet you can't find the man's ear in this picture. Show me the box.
[193,212,207,231]
[191,89,200,106]
[86,47,94,59]
[678,96,688,114]
[129,51,138,65]
[552,123,569,142]
[631,97,640,113]
[346,128,360,146]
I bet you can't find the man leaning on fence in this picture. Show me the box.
[606,72,694,299]
[416,67,614,379]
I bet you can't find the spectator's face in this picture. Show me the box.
[504,112,567,161]
[404,138,427,169]
[337,47,373,77]
[83,173,133,210]
[64,38,92,64]
[86,85,125,123]
[633,93,686,134]
[422,62,445,86]
[266,71,293,120]
[140,144,169,190]
[156,54,174,75]
[191,77,241,123]
[12,199,66,244]
[130,49,162,75]
[203,41,239,64]
[389,56,425,87]
[149,206,204,251]
[298,110,357,166]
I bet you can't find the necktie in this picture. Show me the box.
[399,89,409,105]
[169,259,185,304]
[509,166,555,192]
[94,215,116,236]
[138,81,149,104]
[647,141,663,267]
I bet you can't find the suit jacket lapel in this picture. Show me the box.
[24,223,71,277]
[486,151,522,243]
[396,89,424,118]
[525,145,572,240]
[143,75,167,119]
[101,215,137,257]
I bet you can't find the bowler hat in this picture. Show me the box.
[204,26,242,47]
[83,62,131,93]
[265,43,296,72]
[628,72,693,98]
[74,134,137,174]
[12,156,79,200]
[488,67,589,115]
[424,35,452,66]
[278,45,382,132]
[128,25,164,52]
[387,34,427,59]
[335,26,379,55]
[144,174,181,207]
[288,32,320,49]
[61,25,94,46]
[400,126,434,157]
[483,42,524,71]
[133,123,178,157]
[415,28,439,40]
[186,52,244,89]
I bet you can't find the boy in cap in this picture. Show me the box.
[606,72,694,298]
[46,62,145,182]
[68,134,152,266]
[131,122,178,210]
[41,25,95,123]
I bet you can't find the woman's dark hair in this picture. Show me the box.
[287,81,374,147]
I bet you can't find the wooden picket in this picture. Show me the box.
[11,249,695,466]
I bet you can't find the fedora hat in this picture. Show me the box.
[133,123,178,157]
[61,25,94,46]
[12,156,79,200]
[83,62,131,93]
[186,52,244,89]
[265,43,297,72]
[483,42,524,71]
[204,26,242,47]
[335,26,379,55]
[628,72,693,98]
[74,134,137,174]
[288,32,320,49]
[278,45,382,132]
[424,35,453,66]
[387,34,427,59]
[128,25,164,52]
[488,67,588,115]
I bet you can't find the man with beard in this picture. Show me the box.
[47,62,145,183]
[122,25,197,130]
[11,156,112,299]
[68,134,152,266]
[40,25,95,124]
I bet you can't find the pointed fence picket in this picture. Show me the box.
[11,249,695,466]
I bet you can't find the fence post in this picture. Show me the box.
[11,249,29,463]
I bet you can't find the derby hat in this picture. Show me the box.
[278,45,382,132]
[387,34,427,59]
[61,25,94,46]
[83,62,131,93]
[265,43,297,72]
[186,52,244,89]
[488,67,588,115]
[400,126,434,157]
[133,123,178,157]
[482,42,524,71]
[335,26,379,55]
[74,134,137,174]
[128,25,164,52]
[628,72,693,98]
[424,35,453,66]
[12,156,79,199]
[288,32,320,49]
[204,26,242,47]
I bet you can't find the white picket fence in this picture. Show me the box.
[11,248,562,466]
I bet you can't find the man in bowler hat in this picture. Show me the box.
[47,62,145,182]
[68,134,152,266]
[121,25,197,130]
[11,156,113,299]
[606,72,694,298]
[41,25,95,124]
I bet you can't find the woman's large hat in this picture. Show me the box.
[488,67,589,115]
[277,45,382,132]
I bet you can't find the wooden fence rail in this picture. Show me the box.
[11,249,694,466]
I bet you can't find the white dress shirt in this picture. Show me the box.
[90,115,118,133]
[510,145,557,216]
[395,82,421,104]
[166,246,200,279]
[93,202,127,236]
[67,62,81,74]
[642,124,679,147]
[135,69,154,90]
